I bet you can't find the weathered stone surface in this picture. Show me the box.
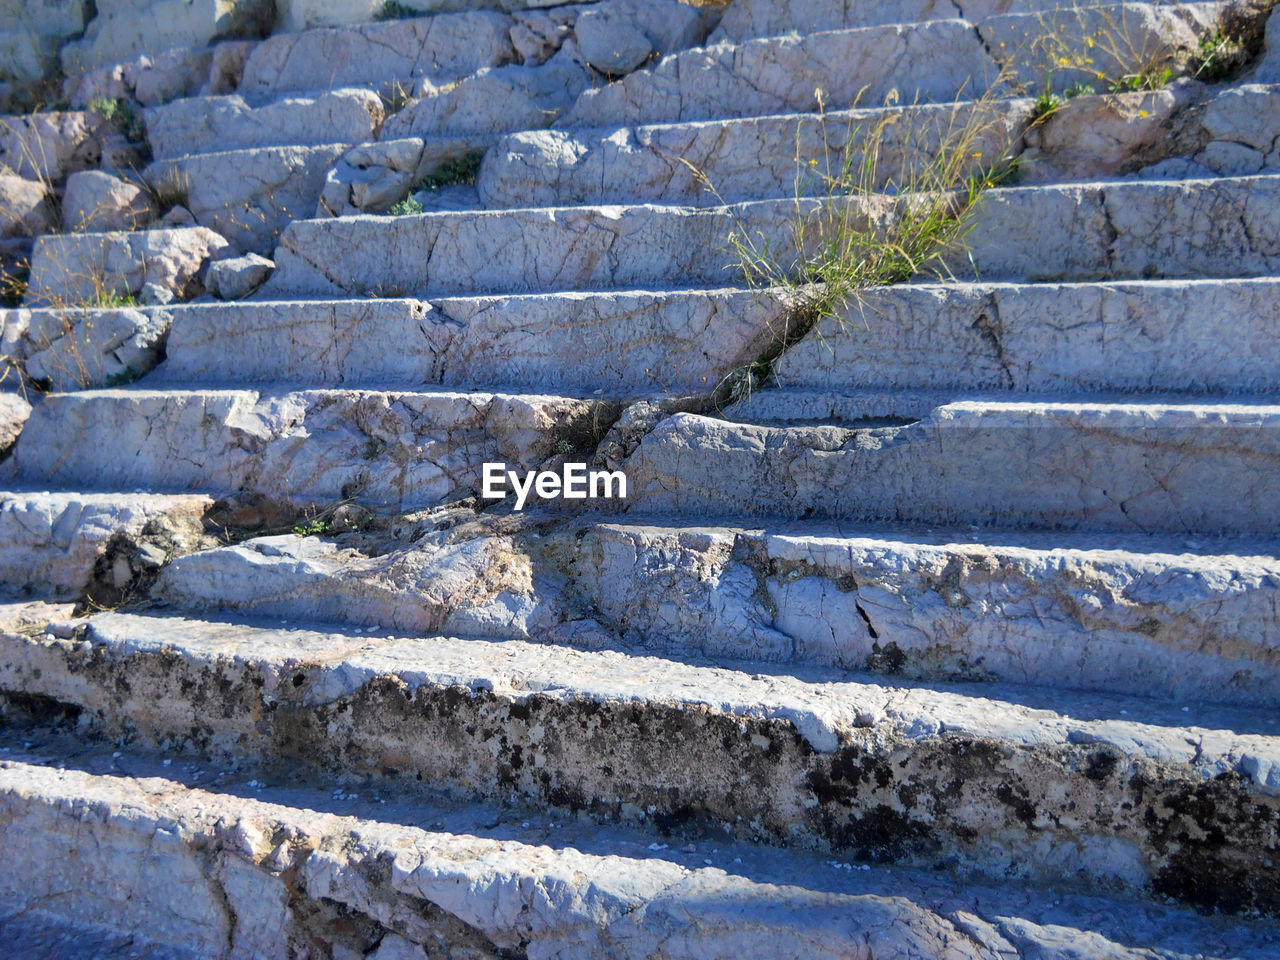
[1148,83,1280,177]
[146,144,347,253]
[60,0,275,75]
[205,252,273,300]
[1259,3,1280,82]
[61,170,157,232]
[316,136,488,216]
[6,757,1270,960]
[0,394,28,456]
[620,401,1280,534]
[10,388,615,510]
[0,174,53,238]
[773,279,1280,394]
[563,19,997,128]
[26,227,233,306]
[4,609,1279,910]
[959,175,1280,281]
[479,98,1030,208]
[0,110,104,182]
[145,89,383,160]
[1018,83,1202,182]
[237,11,515,99]
[152,511,1280,708]
[383,43,593,139]
[2,303,170,388]
[575,7,652,73]
[0,0,90,38]
[0,492,210,598]
[267,176,1280,299]
[711,0,961,42]
[0,31,59,84]
[157,289,780,393]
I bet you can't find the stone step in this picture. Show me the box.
[774,278,1280,395]
[144,142,350,253]
[6,387,617,511]
[263,175,1280,299]
[480,84,1280,209]
[154,291,781,394]
[4,742,1277,960]
[235,9,517,101]
[4,609,1278,913]
[0,490,212,600]
[710,0,1220,43]
[619,397,1280,535]
[479,97,1033,209]
[144,89,382,160]
[152,515,1280,708]
[561,3,1223,129]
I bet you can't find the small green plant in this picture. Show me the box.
[1062,81,1095,99]
[88,97,145,142]
[292,517,332,537]
[87,291,138,308]
[415,151,485,191]
[1108,66,1172,93]
[1031,88,1061,121]
[105,368,144,387]
[1191,29,1244,82]
[388,196,424,215]
[374,0,418,20]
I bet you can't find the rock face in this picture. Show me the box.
[0,174,52,237]
[61,170,157,232]
[59,0,275,75]
[3,0,1280,953]
[25,226,233,305]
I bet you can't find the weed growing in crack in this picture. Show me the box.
[388,196,424,215]
[688,84,1021,406]
[87,97,145,143]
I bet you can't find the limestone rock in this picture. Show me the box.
[0,31,60,84]
[145,143,349,253]
[206,253,273,300]
[0,111,104,182]
[62,170,157,232]
[0,391,28,455]
[9,304,170,388]
[60,0,275,76]
[575,9,653,74]
[202,39,257,95]
[1253,0,1279,82]
[26,226,233,306]
[0,175,53,238]
[145,89,383,160]
[66,48,218,109]
[237,10,515,100]
[316,137,487,216]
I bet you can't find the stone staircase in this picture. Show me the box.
[3,0,1280,955]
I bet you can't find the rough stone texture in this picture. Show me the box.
[9,388,616,511]
[1140,83,1280,178]
[4,610,1279,911]
[563,19,998,128]
[772,279,1280,394]
[145,89,383,160]
[711,0,963,42]
[152,515,1280,709]
[266,176,1280,299]
[620,401,1280,535]
[0,393,28,456]
[25,227,234,306]
[61,170,157,233]
[0,492,211,598]
[1018,83,1202,182]
[317,136,488,216]
[145,143,349,252]
[156,290,782,393]
[205,252,273,300]
[59,0,275,75]
[0,31,59,84]
[0,174,53,238]
[7,759,1272,960]
[0,110,104,182]
[383,43,594,140]
[959,175,1280,281]
[1259,4,1280,82]
[237,11,515,100]
[480,98,1031,208]
[1,303,170,388]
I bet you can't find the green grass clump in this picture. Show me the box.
[374,1,418,21]
[416,151,485,191]
[388,196,424,215]
[88,98,145,142]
